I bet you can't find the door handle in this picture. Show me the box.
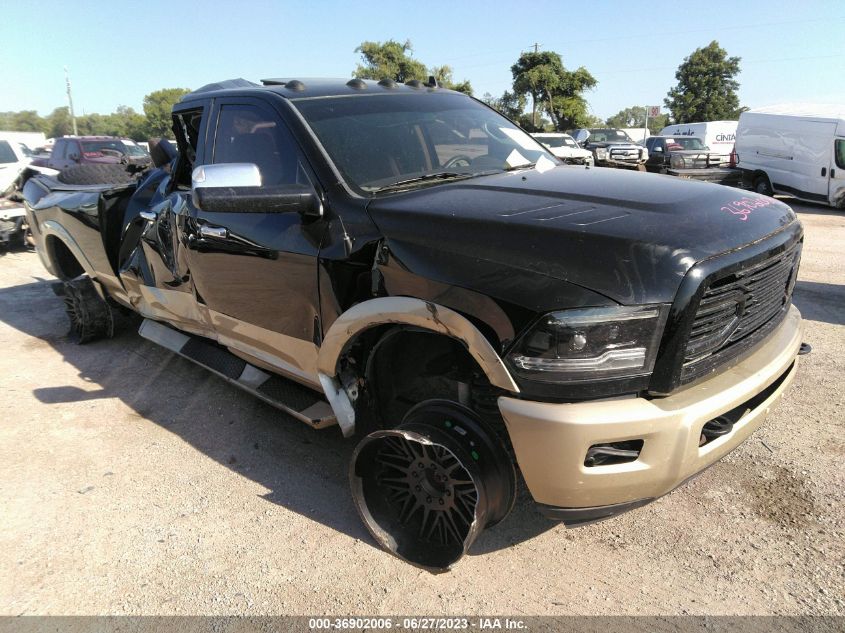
[199,224,228,239]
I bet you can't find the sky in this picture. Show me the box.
[1,0,843,121]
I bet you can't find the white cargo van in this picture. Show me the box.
[735,106,845,208]
[659,121,737,156]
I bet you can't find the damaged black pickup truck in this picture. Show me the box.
[24,77,804,571]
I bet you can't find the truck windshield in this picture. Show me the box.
[666,137,707,150]
[587,129,634,142]
[293,93,557,193]
[122,143,148,157]
[81,140,127,157]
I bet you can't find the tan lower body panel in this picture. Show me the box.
[498,306,802,509]
[120,280,321,389]
[210,310,320,388]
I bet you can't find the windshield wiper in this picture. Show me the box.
[372,171,477,194]
[503,162,537,172]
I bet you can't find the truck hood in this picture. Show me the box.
[366,166,798,305]
[549,147,592,159]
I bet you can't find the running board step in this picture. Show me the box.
[138,318,336,429]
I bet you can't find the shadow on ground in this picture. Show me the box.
[792,280,845,327]
[0,277,556,562]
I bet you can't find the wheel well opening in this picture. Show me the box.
[47,236,84,280]
[353,328,507,435]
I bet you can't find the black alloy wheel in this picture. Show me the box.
[350,400,515,571]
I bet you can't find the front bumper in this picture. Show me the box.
[596,158,645,170]
[498,305,802,519]
[667,166,742,186]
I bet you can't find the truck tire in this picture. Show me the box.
[58,164,137,186]
[350,400,516,571]
[63,276,114,343]
[753,174,773,197]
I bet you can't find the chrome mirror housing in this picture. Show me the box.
[191,163,261,193]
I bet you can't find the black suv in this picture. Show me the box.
[24,78,804,570]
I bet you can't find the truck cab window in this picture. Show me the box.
[172,109,204,188]
[835,139,845,170]
[0,141,16,164]
[212,105,303,186]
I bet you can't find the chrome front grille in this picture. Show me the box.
[681,243,800,379]
[609,148,640,161]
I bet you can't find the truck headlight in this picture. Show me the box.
[595,148,607,159]
[670,155,686,169]
[507,305,669,383]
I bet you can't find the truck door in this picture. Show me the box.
[117,105,216,337]
[183,97,325,385]
[47,139,68,170]
[831,138,845,207]
[645,138,664,172]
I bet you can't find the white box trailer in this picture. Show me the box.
[659,120,737,156]
[0,130,46,152]
[735,105,845,208]
[621,127,650,144]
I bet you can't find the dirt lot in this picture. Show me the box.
[0,199,842,616]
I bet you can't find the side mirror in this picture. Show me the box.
[191,163,322,217]
[192,163,261,191]
[573,129,590,144]
[652,146,663,153]
[68,153,79,161]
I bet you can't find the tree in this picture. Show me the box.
[0,110,46,133]
[143,88,190,138]
[580,113,605,128]
[45,107,73,138]
[429,65,472,95]
[481,91,544,130]
[354,39,428,83]
[482,91,526,121]
[112,106,149,140]
[664,41,741,123]
[353,40,473,95]
[606,106,669,134]
[1,104,150,140]
[511,51,596,131]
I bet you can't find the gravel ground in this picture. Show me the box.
[0,199,842,616]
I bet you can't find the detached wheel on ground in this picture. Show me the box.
[62,276,114,343]
[753,174,774,196]
[350,400,516,571]
[57,164,137,186]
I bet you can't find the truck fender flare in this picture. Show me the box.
[40,221,96,277]
[317,296,520,394]
[39,221,107,299]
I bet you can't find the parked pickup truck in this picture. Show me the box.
[23,77,805,571]
[645,135,741,186]
[33,136,151,171]
[571,127,649,169]
[531,132,593,166]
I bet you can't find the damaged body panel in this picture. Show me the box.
[23,78,805,570]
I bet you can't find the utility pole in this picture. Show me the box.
[528,43,541,128]
[64,66,78,136]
